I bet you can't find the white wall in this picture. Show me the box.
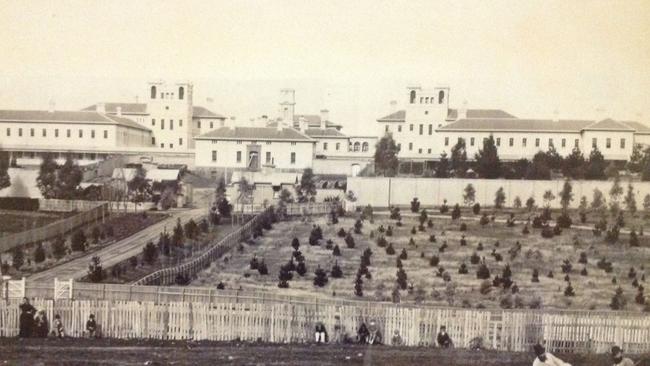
[195,139,314,170]
[348,177,650,209]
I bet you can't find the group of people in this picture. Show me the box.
[532,343,638,366]
[18,297,98,339]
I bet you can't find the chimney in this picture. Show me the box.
[261,115,269,127]
[299,116,308,132]
[276,121,283,132]
[389,100,397,113]
[116,106,123,117]
[229,116,236,131]
[48,99,55,113]
[458,100,468,120]
[320,109,329,129]
[96,102,105,114]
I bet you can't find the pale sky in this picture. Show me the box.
[0,0,649,135]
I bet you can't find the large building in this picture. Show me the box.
[377,85,648,162]
[83,81,226,152]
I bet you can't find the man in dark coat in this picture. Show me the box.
[34,310,49,338]
[357,322,369,344]
[437,326,453,348]
[18,297,36,338]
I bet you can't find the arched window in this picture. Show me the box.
[179,87,184,100]
[150,86,157,99]
[362,142,369,152]
[353,142,360,152]
[438,90,445,104]
[409,90,416,104]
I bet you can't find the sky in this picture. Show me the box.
[0,0,649,135]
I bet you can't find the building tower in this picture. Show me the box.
[279,89,295,127]
[146,81,194,151]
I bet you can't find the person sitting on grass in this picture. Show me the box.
[437,326,453,348]
[391,330,403,346]
[367,320,382,345]
[357,322,369,344]
[86,314,97,338]
[53,314,65,338]
[532,344,571,366]
[314,322,327,344]
[611,346,635,366]
[34,310,49,338]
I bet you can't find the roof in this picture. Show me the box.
[622,121,650,134]
[146,169,180,182]
[0,110,151,132]
[192,106,226,119]
[292,114,342,128]
[82,103,225,119]
[438,118,637,133]
[304,128,347,138]
[377,109,515,122]
[195,126,314,142]
[231,171,300,186]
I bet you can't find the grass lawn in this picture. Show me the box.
[0,338,645,366]
[191,210,650,312]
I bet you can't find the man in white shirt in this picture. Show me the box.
[611,346,635,366]
[532,344,572,366]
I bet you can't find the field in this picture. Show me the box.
[0,338,635,366]
[0,209,73,236]
[191,208,650,312]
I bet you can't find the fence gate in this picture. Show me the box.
[53,278,73,300]
[2,277,25,299]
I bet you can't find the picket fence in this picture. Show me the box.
[1,297,649,354]
[132,203,333,286]
[0,201,110,253]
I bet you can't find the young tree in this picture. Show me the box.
[591,188,606,211]
[71,230,87,252]
[526,151,551,180]
[0,150,10,191]
[525,197,536,212]
[545,145,563,171]
[627,144,644,173]
[559,180,574,211]
[436,151,450,178]
[36,153,59,198]
[57,154,83,199]
[494,187,505,209]
[51,236,67,260]
[609,176,623,215]
[585,147,606,180]
[33,243,46,263]
[88,256,103,283]
[450,138,468,177]
[562,147,585,179]
[475,135,501,179]
[644,194,650,214]
[297,168,316,202]
[142,241,158,265]
[513,196,522,209]
[463,184,476,206]
[543,190,555,208]
[128,167,152,208]
[374,133,400,177]
[624,182,637,214]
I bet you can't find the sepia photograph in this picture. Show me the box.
[0,0,649,365]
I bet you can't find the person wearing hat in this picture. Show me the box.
[611,346,634,366]
[437,326,453,348]
[532,344,571,366]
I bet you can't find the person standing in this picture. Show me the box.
[34,310,49,338]
[611,346,635,366]
[532,344,572,366]
[53,314,65,338]
[86,314,97,338]
[18,297,36,338]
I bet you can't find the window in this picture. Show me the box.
[91,130,95,139]
[179,138,183,146]
[179,86,184,100]
[535,138,540,147]
[548,138,553,147]
[30,128,34,137]
[438,90,445,104]
[323,142,328,150]
[409,142,413,151]
[170,120,174,130]
[66,129,70,138]
[290,142,296,146]
[104,130,108,139]
[428,124,432,135]
[409,90,416,104]
[152,119,156,126]
[237,140,243,144]
[362,142,369,152]
[5,128,9,136]
[266,152,271,164]
[197,121,201,129]
[266,141,271,145]
[55,129,59,138]
[336,143,340,150]
[445,137,449,146]
[419,124,423,135]
[42,129,46,137]
[18,128,22,137]
[161,143,164,148]
[592,138,597,148]
[424,111,428,115]
[574,139,579,148]
[290,152,296,164]
[236,151,242,163]
[418,148,422,154]
[385,125,389,132]
[470,137,475,146]
[179,120,183,127]
[428,148,432,153]
[152,137,156,145]
[561,138,566,148]
[522,138,527,147]
[620,138,626,149]
[79,129,83,138]
[398,125,402,132]
[425,97,429,103]
[410,124,414,131]
[354,142,360,151]
[212,151,217,162]
[150,86,156,99]
[161,119,165,130]
[509,138,514,147]
[496,137,501,147]
[397,143,401,150]
[210,122,214,129]
[420,97,423,103]
[606,138,611,149]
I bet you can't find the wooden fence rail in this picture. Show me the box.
[1,298,648,354]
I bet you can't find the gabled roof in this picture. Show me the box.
[192,106,226,119]
[447,109,516,120]
[304,128,347,138]
[377,110,406,122]
[292,114,342,128]
[584,118,634,131]
[622,121,650,134]
[0,110,151,132]
[195,126,313,142]
[82,103,225,119]
[438,118,594,133]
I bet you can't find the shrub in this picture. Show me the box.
[33,243,46,263]
[399,248,408,260]
[429,234,436,243]
[411,226,417,235]
[390,206,401,220]
[479,280,492,295]
[377,236,388,247]
[410,197,421,213]
[630,230,639,246]
[479,214,489,226]
[472,203,481,215]
[313,266,329,287]
[561,260,573,274]
[386,226,393,236]
[547,271,554,278]
[257,260,268,275]
[477,263,490,279]
[332,245,341,256]
[470,252,480,265]
[459,223,467,231]
[87,256,104,283]
[337,228,346,238]
[51,236,67,260]
[580,267,588,276]
[477,242,484,251]
[142,241,158,265]
[354,275,363,297]
[354,219,363,234]
[331,261,343,278]
[541,225,554,238]
[610,287,627,310]
[578,252,588,264]
[605,225,620,244]
[427,219,434,228]
[458,263,468,274]
[71,230,87,252]
[557,213,572,228]
[439,200,449,214]
[345,233,355,248]
[564,283,576,297]
[429,255,439,267]
[522,224,530,235]
[451,204,461,220]
[396,268,408,289]
[291,238,300,250]
[531,269,540,282]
